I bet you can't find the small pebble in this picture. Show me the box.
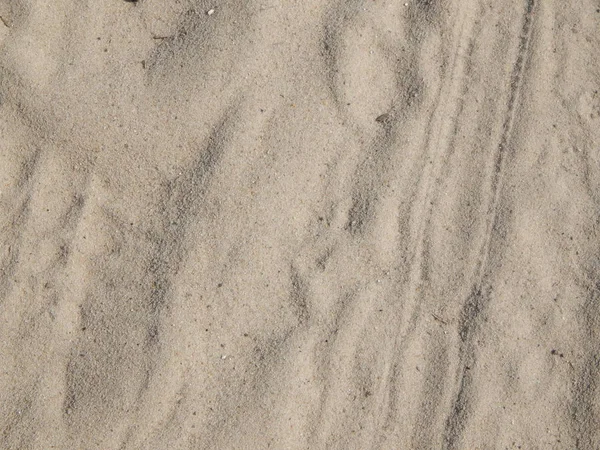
[207,9,215,15]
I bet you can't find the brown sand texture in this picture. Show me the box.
[1,0,600,448]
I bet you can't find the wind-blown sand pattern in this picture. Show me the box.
[1,0,599,448]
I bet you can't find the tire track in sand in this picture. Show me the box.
[372,1,482,445]
[443,1,537,447]
[307,2,482,446]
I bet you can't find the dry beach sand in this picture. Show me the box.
[1,0,600,448]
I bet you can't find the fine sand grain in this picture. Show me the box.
[1,0,599,448]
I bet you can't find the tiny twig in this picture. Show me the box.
[432,313,448,325]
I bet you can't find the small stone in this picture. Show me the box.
[207,9,215,15]
[376,113,391,125]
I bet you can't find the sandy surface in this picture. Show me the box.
[1,0,599,448]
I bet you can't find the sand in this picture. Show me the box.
[1,0,599,448]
